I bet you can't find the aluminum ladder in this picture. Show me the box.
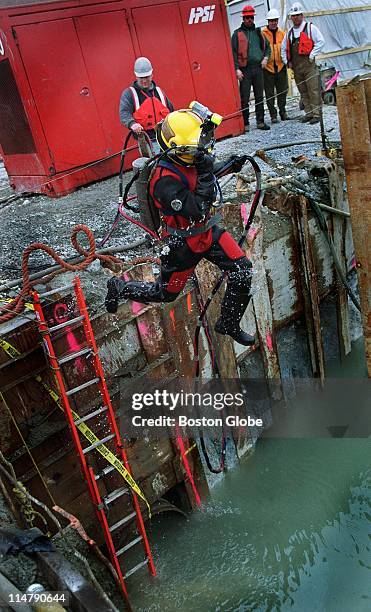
[32,275,156,600]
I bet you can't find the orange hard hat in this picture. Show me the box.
[242,5,256,16]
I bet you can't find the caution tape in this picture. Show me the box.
[0,336,151,515]
[0,337,21,359]
[35,376,150,514]
[184,442,197,456]
[0,298,34,311]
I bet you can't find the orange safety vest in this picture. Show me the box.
[262,27,285,73]
[286,22,314,62]
[236,28,266,68]
[130,86,170,131]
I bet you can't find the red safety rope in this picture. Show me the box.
[0,225,157,324]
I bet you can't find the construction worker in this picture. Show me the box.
[281,3,325,124]
[262,9,289,123]
[119,57,173,148]
[231,5,271,131]
[105,108,255,346]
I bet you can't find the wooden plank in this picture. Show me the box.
[125,264,169,363]
[317,45,371,60]
[307,6,371,17]
[337,78,371,376]
[292,198,325,383]
[327,162,352,357]
[248,210,281,385]
[36,551,115,612]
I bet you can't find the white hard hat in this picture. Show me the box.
[266,9,280,20]
[134,57,153,77]
[289,3,304,15]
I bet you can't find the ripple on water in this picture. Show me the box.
[128,442,370,612]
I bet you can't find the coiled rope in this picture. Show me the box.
[0,224,157,324]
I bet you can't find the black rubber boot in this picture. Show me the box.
[215,287,255,347]
[105,277,152,313]
[215,319,255,346]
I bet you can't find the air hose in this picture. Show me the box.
[193,155,262,377]
[192,156,262,474]
[104,135,262,475]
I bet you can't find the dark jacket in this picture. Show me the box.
[231,23,271,69]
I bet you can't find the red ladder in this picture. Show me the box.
[32,276,156,600]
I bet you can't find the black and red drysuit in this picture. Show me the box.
[105,153,254,345]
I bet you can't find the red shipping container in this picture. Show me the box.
[0,0,243,197]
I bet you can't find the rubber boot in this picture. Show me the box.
[105,277,153,313]
[214,289,255,346]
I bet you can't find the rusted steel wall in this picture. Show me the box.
[0,289,210,535]
[0,163,355,530]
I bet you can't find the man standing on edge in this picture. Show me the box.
[231,5,271,131]
[119,57,173,150]
[281,3,324,124]
[262,9,289,123]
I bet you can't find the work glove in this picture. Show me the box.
[131,122,143,134]
[194,150,215,174]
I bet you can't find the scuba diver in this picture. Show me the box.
[105,105,255,346]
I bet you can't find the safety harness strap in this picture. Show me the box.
[165,212,222,237]
[158,159,220,237]
[129,86,140,111]
[158,159,190,188]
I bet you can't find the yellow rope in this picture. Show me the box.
[0,391,56,507]
[12,480,48,529]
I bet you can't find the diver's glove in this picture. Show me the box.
[229,154,248,173]
[194,151,216,213]
[194,150,215,174]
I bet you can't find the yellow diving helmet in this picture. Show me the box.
[156,103,222,165]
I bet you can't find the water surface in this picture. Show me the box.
[129,438,370,611]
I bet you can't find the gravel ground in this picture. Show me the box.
[0,101,341,310]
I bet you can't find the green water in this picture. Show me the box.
[128,439,370,612]
[128,340,370,612]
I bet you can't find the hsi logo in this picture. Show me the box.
[188,5,216,25]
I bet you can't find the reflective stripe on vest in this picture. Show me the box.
[155,86,166,106]
[129,86,141,111]
[130,86,168,110]
[130,87,170,131]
